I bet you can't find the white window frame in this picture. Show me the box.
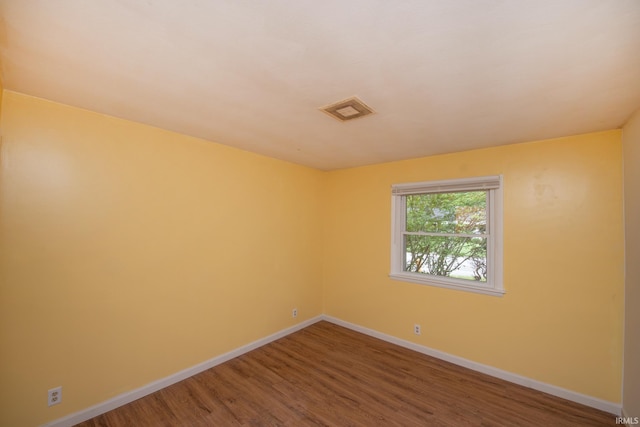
[390,175,504,296]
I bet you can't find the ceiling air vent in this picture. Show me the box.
[320,96,375,122]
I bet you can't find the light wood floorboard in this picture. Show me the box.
[76,321,615,426]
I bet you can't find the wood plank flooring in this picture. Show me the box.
[76,321,615,426]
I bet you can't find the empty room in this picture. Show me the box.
[1,1,639,426]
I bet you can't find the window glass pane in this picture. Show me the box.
[406,191,487,234]
[404,235,487,282]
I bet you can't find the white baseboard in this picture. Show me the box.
[322,315,622,415]
[43,314,622,426]
[41,315,324,427]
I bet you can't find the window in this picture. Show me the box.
[390,176,504,296]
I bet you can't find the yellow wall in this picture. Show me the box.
[623,109,640,418]
[323,130,624,402]
[0,89,627,425]
[0,91,324,426]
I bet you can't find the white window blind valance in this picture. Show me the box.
[391,175,501,196]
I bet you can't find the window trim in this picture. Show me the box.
[390,175,504,296]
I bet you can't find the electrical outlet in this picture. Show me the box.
[48,386,62,407]
[414,324,421,335]
[292,308,298,318]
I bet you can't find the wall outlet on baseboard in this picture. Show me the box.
[292,308,298,318]
[48,386,62,406]
[414,324,421,335]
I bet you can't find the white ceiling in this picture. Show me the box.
[1,1,639,170]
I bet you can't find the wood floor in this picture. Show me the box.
[76,321,615,426]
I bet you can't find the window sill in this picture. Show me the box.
[389,272,505,297]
